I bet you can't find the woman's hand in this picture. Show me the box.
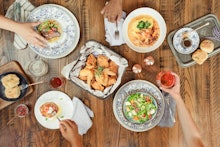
[101,0,122,22]
[14,22,47,48]
[59,119,83,147]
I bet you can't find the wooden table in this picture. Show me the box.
[0,0,220,147]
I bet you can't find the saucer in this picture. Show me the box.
[173,28,200,54]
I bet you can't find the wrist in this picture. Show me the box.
[12,22,22,34]
[170,93,182,100]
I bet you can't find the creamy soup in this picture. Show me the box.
[128,15,160,47]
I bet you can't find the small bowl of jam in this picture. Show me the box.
[15,104,29,118]
[49,76,65,89]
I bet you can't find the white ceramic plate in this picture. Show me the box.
[173,28,200,54]
[122,7,167,53]
[113,80,165,132]
[34,91,74,129]
[27,4,80,59]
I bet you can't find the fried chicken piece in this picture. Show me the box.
[91,81,104,91]
[97,55,109,68]
[107,76,117,87]
[103,68,116,76]
[86,54,97,69]
[79,68,94,86]
[109,60,118,74]
[95,73,108,87]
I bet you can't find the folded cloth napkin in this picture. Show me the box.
[104,11,126,46]
[5,0,35,49]
[158,92,176,127]
[72,97,94,135]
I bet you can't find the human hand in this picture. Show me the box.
[101,0,122,22]
[59,119,83,147]
[14,22,47,48]
[159,72,181,99]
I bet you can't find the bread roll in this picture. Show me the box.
[200,39,214,53]
[5,86,21,99]
[192,49,208,65]
[1,74,20,88]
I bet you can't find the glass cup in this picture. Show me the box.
[49,76,65,89]
[27,59,48,77]
[156,71,175,89]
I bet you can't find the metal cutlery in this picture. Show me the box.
[115,21,119,40]
[19,81,44,90]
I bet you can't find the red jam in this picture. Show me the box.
[156,71,175,88]
[50,77,64,88]
[15,104,29,117]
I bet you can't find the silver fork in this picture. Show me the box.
[19,81,44,90]
[115,21,119,40]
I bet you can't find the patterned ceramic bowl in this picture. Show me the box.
[173,28,200,54]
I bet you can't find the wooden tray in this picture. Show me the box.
[0,61,33,110]
[167,14,220,67]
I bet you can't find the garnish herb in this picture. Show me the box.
[95,66,104,76]
[137,20,151,30]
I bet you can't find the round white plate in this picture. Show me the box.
[27,4,80,59]
[173,28,200,54]
[34,91,74,129]
[113,80,165,132]
[122,7,167,53]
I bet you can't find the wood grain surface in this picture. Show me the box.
[0,0,220,147]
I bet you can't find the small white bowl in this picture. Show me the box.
[122,7,167,53]
[173,28,200,54]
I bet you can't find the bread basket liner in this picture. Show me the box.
[61,40,128,99]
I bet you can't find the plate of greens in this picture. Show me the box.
[113,80,165,132]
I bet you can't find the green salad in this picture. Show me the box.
[124,93,157,123]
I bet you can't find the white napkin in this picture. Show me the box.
[104,12,126,46]
[158,92,176,127]
[72,97,94,135]
[5,0,35,49]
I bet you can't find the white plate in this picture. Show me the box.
[122,7,167,53]
[34,91,74,129]
[113,80,165,132]
[27,4,80,59]
[173,28,200,54]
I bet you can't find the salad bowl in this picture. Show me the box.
[113,80,165,132]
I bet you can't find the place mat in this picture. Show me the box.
[0,61,33,110]
[167,14,220,67]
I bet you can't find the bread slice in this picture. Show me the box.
[192,49,208,65]
[200,39,214,53]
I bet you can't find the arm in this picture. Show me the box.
[59,119,83,147]
[160,73,204,147]
[0,15,47,48]
[101,0,122,22]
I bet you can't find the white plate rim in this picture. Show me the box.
[122,7,167,53]
[34,90,74,129]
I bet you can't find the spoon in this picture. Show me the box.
[19,81,44,90]
[7,114,19,125]
[183,22,210,37]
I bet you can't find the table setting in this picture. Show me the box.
[0,0,220,147]
[1,2,177,133]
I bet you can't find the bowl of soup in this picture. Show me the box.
[123,7,167,53]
